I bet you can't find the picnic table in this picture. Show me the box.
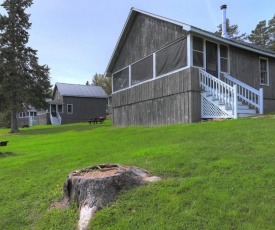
[88,117,105,124]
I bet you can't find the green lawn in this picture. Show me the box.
[1,117,275,229]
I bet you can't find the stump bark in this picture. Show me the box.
[56,164,160,230]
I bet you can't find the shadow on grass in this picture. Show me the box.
[0,152,16,157]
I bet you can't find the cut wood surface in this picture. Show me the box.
[54,164,160,230]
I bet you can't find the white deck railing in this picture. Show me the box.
[223,73,263,114]
[199,69,238,118]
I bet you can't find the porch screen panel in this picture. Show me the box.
[156,38,187,76]
[131,55,153,85]
[113,67,129,92]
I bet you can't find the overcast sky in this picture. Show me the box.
[0,0,274,86]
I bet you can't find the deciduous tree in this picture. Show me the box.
[91,73,111,95]
[0,0,51,133]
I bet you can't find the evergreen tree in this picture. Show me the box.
[248,20,269,48]
[91,73,111,95]
[215,18,247,40]
[0,0,51,133]
[267,15,275,51]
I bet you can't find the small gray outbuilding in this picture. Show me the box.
[49,83,108,125]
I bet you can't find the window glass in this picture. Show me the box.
[260,58,268,85]
[193,36,203,51]
[67,104,73,114]
[193,36,204,67]
[58,105,63,113]
[220,45,228,72]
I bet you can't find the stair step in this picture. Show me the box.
[51,117,61,125]
[238,109,256,114]
[238,113,256,118]
[238,105,249,109]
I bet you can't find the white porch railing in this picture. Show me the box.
[50,113,53,125]
[223,73,263,114]
[57,112,62,124]
[199,69,238,118]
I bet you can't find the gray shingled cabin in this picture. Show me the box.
[49,83,108,125]
[105,7,275,126]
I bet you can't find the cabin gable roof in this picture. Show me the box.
[53,83,108,99]
[105,8,275,76]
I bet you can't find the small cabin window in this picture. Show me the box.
[260,58,269,85]
[67,104,73,114]
[58,104,63,113]
[193,36,204,67]
[220,45,228,72]
[30,112,37,117]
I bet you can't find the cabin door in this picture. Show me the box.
[206,41,218,77]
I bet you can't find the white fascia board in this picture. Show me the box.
[190,27,275,58]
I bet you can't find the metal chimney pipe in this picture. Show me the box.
[220,4,229,39]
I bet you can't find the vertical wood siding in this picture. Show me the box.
[229,46,275,113]
[112,67,201,126]
[61,97,107,124]
[112,13,186,72]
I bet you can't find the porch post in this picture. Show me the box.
[233,84,238,119]
[259,88,264,114]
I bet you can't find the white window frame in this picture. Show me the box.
[192,35,204,68]
[67,104,73,114]
[58,104,64,113]
[259,57,269,86]
[219,44,230,74]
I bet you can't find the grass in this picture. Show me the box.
[1,117,275,229]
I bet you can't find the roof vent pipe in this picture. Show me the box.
[220,4,229,39]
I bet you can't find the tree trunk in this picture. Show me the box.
[53,164,160,230]
[10,100,19,133]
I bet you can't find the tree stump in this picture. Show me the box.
[55,164,160,230]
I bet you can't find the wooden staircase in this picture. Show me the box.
[199,69,263,119]
[201,91,256,118]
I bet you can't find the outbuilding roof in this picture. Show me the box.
[55,83,108,98]
[105,8,275,76]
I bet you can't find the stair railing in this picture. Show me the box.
[223,73,263,114]
[199,69,238,118]
[50,113,53,125]
[57,112,62,124]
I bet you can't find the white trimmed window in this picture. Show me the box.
[260,58,269,85]
[193,36,204,67]
[58,105,63,113]
[67,104,73,114]
[220,45,229,73]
